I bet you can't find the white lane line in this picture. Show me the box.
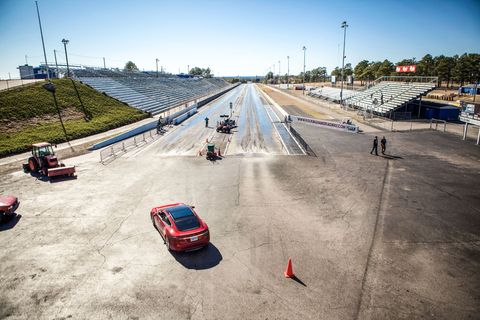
[255,86,305,155]
[263,103,290,155]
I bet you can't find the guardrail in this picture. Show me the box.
[100,128,158,163]
[289,125,316,157]
[429,118,446,132]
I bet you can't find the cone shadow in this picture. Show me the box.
[290,275,307,287]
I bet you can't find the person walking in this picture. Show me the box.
[370,136,378,156]
[381,136,387,155]
[204,117,209,128]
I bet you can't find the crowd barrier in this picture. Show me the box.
[99,129,158,163]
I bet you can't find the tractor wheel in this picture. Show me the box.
[28,158,39,173]
[22,163,30,173]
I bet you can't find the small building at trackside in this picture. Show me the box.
[18,64,57,79]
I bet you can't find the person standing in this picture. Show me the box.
[205,117,209,128]
[381,136,387,154]
[370,136,378,156]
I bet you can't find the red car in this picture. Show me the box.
[0,195,20,223]
[150,203,210,251]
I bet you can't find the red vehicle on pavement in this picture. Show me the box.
[150,203,210,252]
[0,195,20,223]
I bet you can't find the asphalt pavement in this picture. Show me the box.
[0,84,479,320]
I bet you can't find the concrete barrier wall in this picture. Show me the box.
[197,83,240,108]
[172,107,198,125]
[89,120,158,150]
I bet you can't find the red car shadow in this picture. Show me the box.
[170,243,222,270]
[0,214,22,232]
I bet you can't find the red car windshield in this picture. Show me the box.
[166,205,201,231]
[174,215,200,231]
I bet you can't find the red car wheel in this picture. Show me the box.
[165,236,172,251]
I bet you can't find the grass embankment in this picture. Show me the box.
[0,78,149,157]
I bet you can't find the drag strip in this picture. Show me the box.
[134,83,300,157]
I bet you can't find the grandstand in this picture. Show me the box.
[73,69,230,115]
[308,86,356,101]
[344,76,437,117]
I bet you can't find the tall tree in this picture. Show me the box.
[434,55,456,87]
[376,59,394,78]
[362,61,382,81]
[189,67,212,78]
[264,71,273,83]
[468,53,480,84]
[124,61,138,72]
[344,63,353,78]
[311,67,327,82]
[453,53,472,86]
[417,54,435,76]
[189,67,203,76]
[354,60,370,85]
[331,67,342,79]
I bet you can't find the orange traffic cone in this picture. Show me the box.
[284,258,294,278]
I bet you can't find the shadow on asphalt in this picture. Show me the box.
[170,243,222,270]
[49,175,78,183]
[380,153,403,160]
[24,171,78,183]
[290,275,307,287]
[0,214,22,232]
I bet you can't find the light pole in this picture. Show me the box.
[156,58,159,77]
[287,56,290,88]
[62,38,70,77]
[302,46,306,95]
[103,57,106,69]
[278,60,281,84]
[61,38,89,120]
[53,50,59,78]
[340,21,348,104]
[35,1,50,80]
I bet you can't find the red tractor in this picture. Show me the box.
[23,142,76,178]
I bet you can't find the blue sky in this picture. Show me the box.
[0,0,479,79]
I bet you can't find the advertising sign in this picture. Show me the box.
[290,115,358,133]
[395,65,416,73]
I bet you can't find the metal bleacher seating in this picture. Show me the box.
[344,77,437,116]
[73,68,230,115]
[308,86,356,102]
